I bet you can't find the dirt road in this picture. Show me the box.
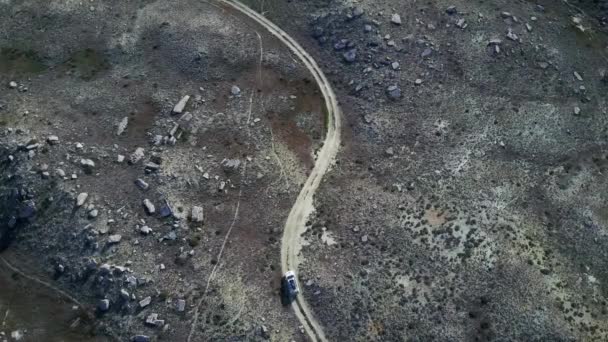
[218,1,342,341]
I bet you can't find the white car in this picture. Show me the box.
[284,270,300,298]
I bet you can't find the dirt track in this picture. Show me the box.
[218,0,342,341]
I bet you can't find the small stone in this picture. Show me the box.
[108,234,122,244]
[386,85,401,100]
[385,147,394,156]
[191,206,204,223]
[88,209,99,219]
[391,13,402,25]
[11,330,23,340]
[117,117,129,136]
[80,159,95,172]
[456,18,467,29]
[231,85,241,96]
[139,296,152,308]
[143,199,155,215]
[221,158,241,174]
[574,106,581,115]
[145,162,160,172]
[573,71,583,81]
[446,6,457,15]
[145,313,165,327]
[415,79,423,85]
[129,148,145,164]
[421,48,432,58]
[47,135,59,145]
[176,299,186,312]
[8,81,18,89]
[98,299,110,312]
[120,289,130,301]
[56,169,66,177]
[172,95,190,114]
[159,200,174,218]
[135,178,149,190]
[506,29,519,41]
[361,235,368,243]
[391,62,400,70]
[526,23,532,32]
[343,49,357,63]
[76,193,89,207]
[140,226,153,235]
[132,335,151,342]
[364,24,372,32]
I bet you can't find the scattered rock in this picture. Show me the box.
[140,226,153,235]
[386,85,401,100]
[129,148,145,164]
[191,206,204,223]
[343,49,357,63]
[46,135,59,145]
[88,209,98,219]
[11,330,23,340]
[80,159,95,173]
[131,335,151,342]
[172,95,190,115]
[135,178,149,190]
[446,6,457,15]
[574,71,583,81]
[159,200,174,218]
[385,147,394,156]
[139,296,152,308]
[108,234,122,244]
[574,106,581,115]
[391,13,402,25]
[231,85,241,96]
[76,193,88,207]
[145,313,165,327]
[143,199,155,215]
[116,117,129,136]
[176,299,186,312]
[415,79,423,85]
[421,48,432,58]
[98,299,110,312]
[506,29,519,41]
[221,158,241,174]
[8,81,18,89]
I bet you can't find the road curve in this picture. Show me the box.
[217,1,342,341]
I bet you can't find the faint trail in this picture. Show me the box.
[0,256,84,309]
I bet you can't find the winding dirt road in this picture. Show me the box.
[218,1,342,341]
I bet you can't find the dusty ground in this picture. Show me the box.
[2,0,608,341]
[0,0,325,341]
[249,0,608,341]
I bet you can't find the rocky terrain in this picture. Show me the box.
[0,0,325,341]
[1,0,608,341]
[249,0,608,341]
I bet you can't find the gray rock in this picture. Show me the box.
[108,234,122,244]
[98,299,110,312]
[386,85,401,100]
[574,106,581,115]
[76,193,88,207]
[191,206,204,223]
[80,159,95,173]
[172,95,190,114]
[131,335,151,342]
[391,62,400,70]
[140,226,153,235]
[260,325,270,339]
[8,81,17,89]
[176,299,186,312]
[116,117,129,136]
[421,48,432,58]
[364,24,373,32]
[221,158,241,173]
[18,201,36,219]
[391,13,402,25]
[385,147,395,156]
[231,85,241,96]
[120,289,130,301]
[129,148,145,164]
[343,49,357,63]
[145,313,165,327]
[144,162,160,172]
[47,135,59,145]
[143,199,155,215]
[56,169,66,177]
[361,235,368,243]
[139,296,152,308]
[135,178,149,190]
[88,209,99,219]
[446,6,457,15]
[159,200,173,218]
